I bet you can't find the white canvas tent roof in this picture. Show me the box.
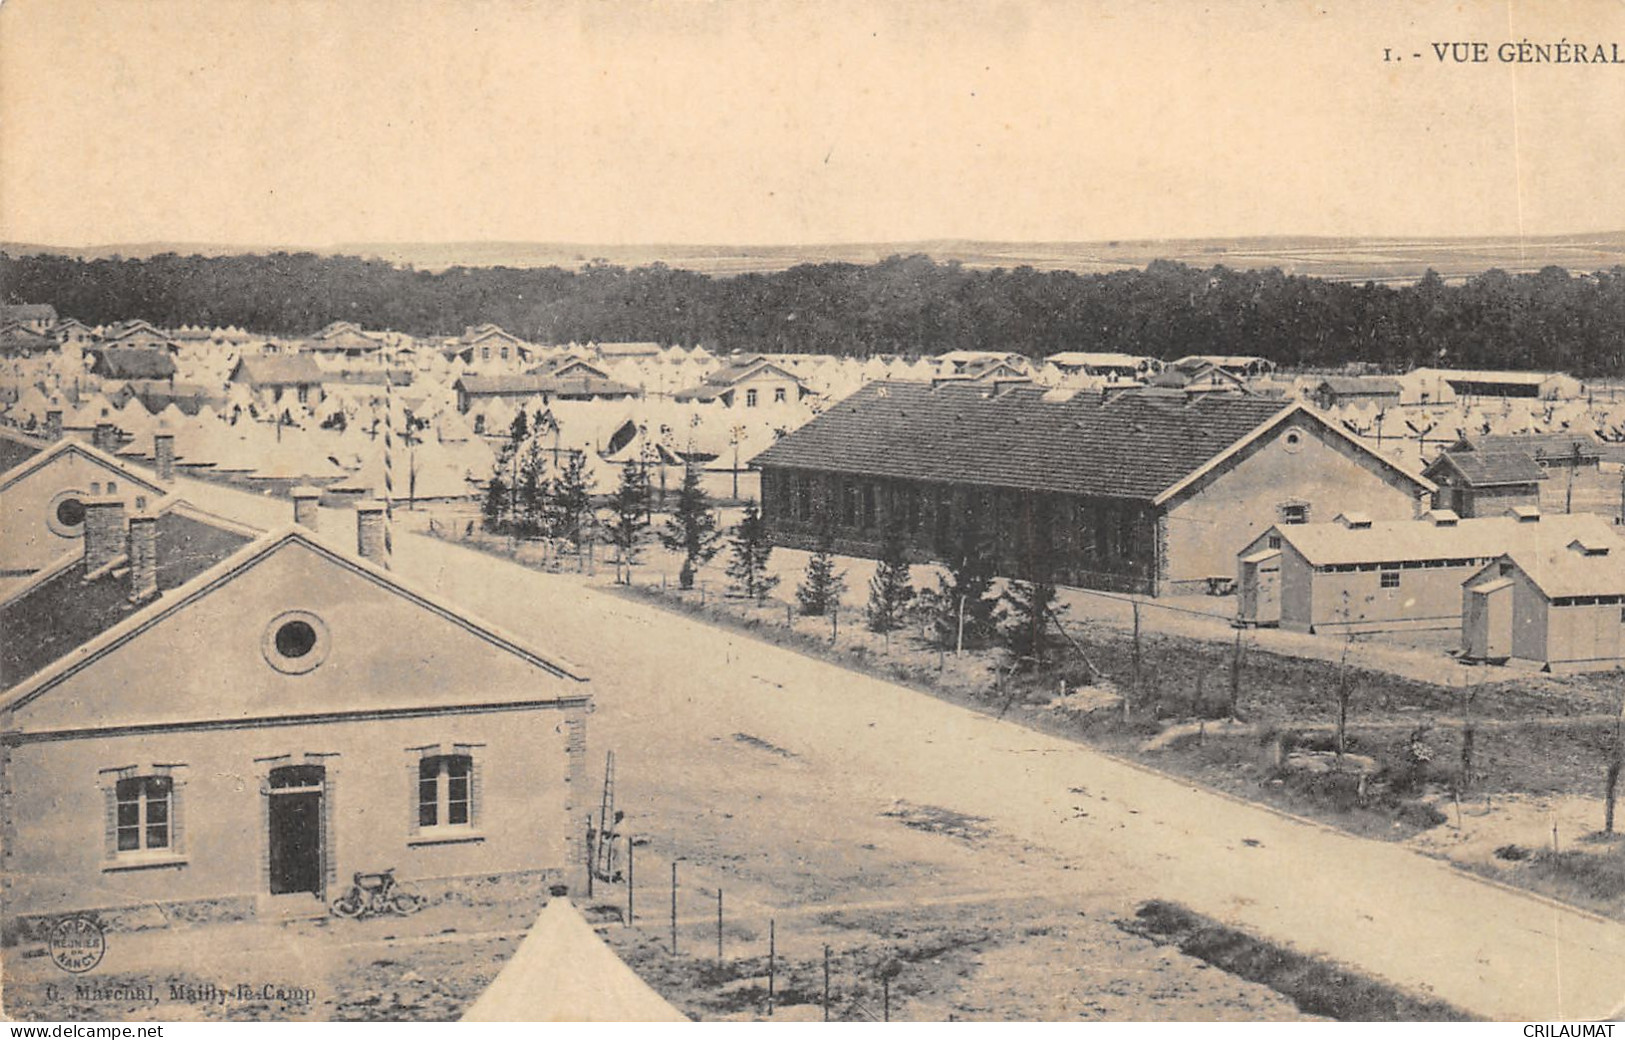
[460,897,686,1022]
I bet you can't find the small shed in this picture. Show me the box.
[1309,376,1402,411]
[1422,450,1547,518]
[1461,532,1625,671]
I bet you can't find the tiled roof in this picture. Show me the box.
[1466,433,1602,463]
[750,381,1294,501]
[528,358,611,380]
[1316,376,1401,395]
[458,373,637,397]
[1273,513,1612,567]
[118,381,223,416]
[1502,531,1625,598]
[0,504,258,689]
[1044,352,1153,371]
[230,355,325,386]
[0,327,55,356]
[0,304,58,323]
[595,342,662,358]
[1426,450,1549,487]
[0,428,48,474]
[89,347,178,381]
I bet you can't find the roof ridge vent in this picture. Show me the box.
[1424,509,1459,527]
[1568,537,1611,557]
[1335,511,1373,530]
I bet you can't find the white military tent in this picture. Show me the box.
[460,897,686,1022]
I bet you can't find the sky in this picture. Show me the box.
[2,0,1623,247]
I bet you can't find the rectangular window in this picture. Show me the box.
[746,389,759,407]
[840,481,859,528]
[1281,504,1308,525]
[419,754,474,830]
[115,776,172,852]
[796,475,813,522]
[500,347,510,360]
[773,387,787,404]
[1380,571,1400,589]
[861,484,876,529]
[1267,535,1281,549]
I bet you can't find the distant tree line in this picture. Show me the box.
[4,251,1624,376]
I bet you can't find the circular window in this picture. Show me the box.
[275,620,318,658]
[1282,426,1306,454]
[47,490,90,536]
[262,611,330,675]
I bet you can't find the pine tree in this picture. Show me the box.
[603,460,649,584]
[481,473,509,533]
[725,499,780,602]
[549,450,594,546]
[514,436,551,538]
[659,463,722,589]
[796,513,846,616]
[866,520,915,633]
[1000,504,1065,668]
[930,518,1003,651]
[1001,561,1064,669]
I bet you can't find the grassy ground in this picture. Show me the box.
[1118,900,1473,1022]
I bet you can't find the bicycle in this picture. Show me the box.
[330,868,425,918]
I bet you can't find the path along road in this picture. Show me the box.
[172,482,1625,1020]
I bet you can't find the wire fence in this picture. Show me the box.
[587,825,908,1021]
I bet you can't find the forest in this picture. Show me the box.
[3,251,1623,376]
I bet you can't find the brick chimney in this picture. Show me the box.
[153,430,176,483]
[44,409,62,441]
[93,421,118,454]
[292,486,321,531]
[127,512,159,603]
[82,495,127,574]
[356,500,387,564]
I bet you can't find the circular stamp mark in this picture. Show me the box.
[48,916,105,974]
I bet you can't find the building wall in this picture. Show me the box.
[727,371,803,409]
[1301,561,1480,634]
[9,539,585,734]
[1541,600,1624,668]
[1279,541,1315,632]
[2,707,580,921]
[1162,419,1424,593]
[761,466,1157,593]
[1509,571,1549,664]
[0,453,164,575]
[1447,483,1542,518]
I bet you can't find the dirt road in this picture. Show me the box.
[389,531,1625,1022]
[165,481,1625,1019]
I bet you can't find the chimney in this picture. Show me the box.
[127,512,159,603]
[153,430,176,483]
[82,495,127,574]
[292,486,321,531]
[93,421,118,454]
[44,409,62,441]
[356,500,387,564]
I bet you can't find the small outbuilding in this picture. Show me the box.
[1422,450,1548,518]
[1463,531,1625,671]
[1237,508,1612,635]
